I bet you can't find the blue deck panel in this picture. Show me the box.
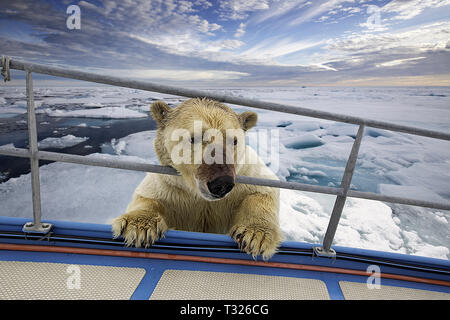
[0,216,449,299]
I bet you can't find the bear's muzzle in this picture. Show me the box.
[195,163,236,200]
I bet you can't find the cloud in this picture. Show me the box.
[315,4,362,24]
[376,56,426,68]
[327,21,450,56]
[293,20,450,81]
[289,0,356,26]
[382,0,450,21]
[238,37,326,65]
[187,15,222,34]
[250,0,312,24]
[218,0,270,20]
[234,22,246,38]
[130,33,244,58]
[84,67,249,81]
[77,0,223,36]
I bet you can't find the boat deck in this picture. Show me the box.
[0,217,449,300]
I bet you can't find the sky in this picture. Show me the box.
[0,0,449,86]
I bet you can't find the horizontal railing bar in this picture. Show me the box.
[1,146,449,211]
[0,147,343,196]
[0,147,30,157]
[347,190,450,211]
[235,175,343,196]
[0,147,178,175]
[3,58,450,141]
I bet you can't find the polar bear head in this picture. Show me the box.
[150,98,257,201]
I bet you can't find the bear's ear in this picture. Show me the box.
[239,111,258,131]
[150,101,171,127]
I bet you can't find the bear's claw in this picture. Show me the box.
[230,224,281,261]
[112,212,168,248]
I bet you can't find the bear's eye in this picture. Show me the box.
[233,137,238,146]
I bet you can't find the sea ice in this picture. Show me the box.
[282,133,325,149]
[42,106,147,119]
[38,135,89,149]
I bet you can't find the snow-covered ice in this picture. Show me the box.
[38,135,89,149]
[0,86,449,259]
[282,133,325,149]
[0,154,147,224]
[40,106,147,119]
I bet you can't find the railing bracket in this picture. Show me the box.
[22,222,53,234]
[313,246,336,259]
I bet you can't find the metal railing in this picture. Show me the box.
[1,57,450,257]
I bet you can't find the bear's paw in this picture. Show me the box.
[112,212,168,248]
[230,223,281,261]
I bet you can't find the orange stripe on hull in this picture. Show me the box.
[1,243,449,287]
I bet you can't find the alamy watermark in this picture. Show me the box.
[66,5,81,30]
[66,264,81,290]
[366,264,381,289]
[365,5,382,30]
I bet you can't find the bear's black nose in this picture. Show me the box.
[207,176,235,198]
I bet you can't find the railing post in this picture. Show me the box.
[314,124,365,257]
[22,71,52,234]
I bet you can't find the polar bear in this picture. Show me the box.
[112,98,282,260]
